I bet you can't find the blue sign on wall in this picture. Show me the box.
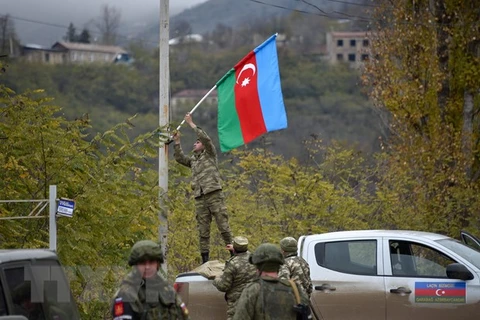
[57,198,75,217]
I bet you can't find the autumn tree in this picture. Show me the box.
[166,141,375,274]
[363,0,480,235]
[0,68,166,317]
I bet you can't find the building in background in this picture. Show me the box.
[22,41,130,64]
[171,89,218,121]
[22,44,65,64]
[171,89,218,108]
[326,31,371,67]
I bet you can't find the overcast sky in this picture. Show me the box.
[1,0,207,21]
[1,0,208,45]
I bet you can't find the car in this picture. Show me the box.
[303,230,480,320]
[0,249,81,319]
[175,230,480,320]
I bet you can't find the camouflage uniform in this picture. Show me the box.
[111,240,189,320]
[213,237,257,320]
[279,237,313,298]
[174,127,233,254]
[233,243,310,320]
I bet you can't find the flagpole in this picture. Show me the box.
[159,0,169,273]
[172,85,217,133]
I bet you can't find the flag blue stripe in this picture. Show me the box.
[254,34,287,132]
[415,282,466,289]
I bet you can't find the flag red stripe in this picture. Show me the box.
[415,288,466,297]
[234,52,266,143]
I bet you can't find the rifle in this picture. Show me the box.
[288,280,311,320]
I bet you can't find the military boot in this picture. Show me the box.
[201,252,209,264]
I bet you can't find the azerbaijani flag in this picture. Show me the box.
[216,34,287,152]
[415,282,466,303]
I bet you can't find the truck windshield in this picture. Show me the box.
[437,239,480,269]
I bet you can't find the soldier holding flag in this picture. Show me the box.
[172,112,233,264]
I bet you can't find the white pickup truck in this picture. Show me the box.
[174,230,480,320]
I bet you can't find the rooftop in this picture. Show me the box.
[53,41,127,54]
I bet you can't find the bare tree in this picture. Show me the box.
[95,4,121,45]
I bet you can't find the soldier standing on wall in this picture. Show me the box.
[173,112,233,264]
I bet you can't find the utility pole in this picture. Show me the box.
[159,0,170,273]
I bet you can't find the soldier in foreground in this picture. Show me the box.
[213,236,257,320]
[111,240,189,320]
[233,243,311,320]
[173,112,233,264]
[278,237,313,298]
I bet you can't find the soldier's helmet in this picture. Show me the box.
[249,243,284,268]
[128,240,164,266]
[233,236,249,252]
[280,237,298,252]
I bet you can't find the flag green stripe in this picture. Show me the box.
[217,69,244,152]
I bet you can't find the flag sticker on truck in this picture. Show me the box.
[415,282,466,303]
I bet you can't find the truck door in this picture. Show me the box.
[384,238,480,320]
[309,239,385,320]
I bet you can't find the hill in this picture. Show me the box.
[136,0,361,45]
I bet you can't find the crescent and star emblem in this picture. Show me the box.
[236,63,256,87]
[435,289,445,296]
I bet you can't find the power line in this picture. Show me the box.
[246,0,475,27]
[299,0,330,15]
[247,0,329,16]
[333,11,371,22]
[246,0,372,22]
[323,0,378,8]
[6,15,159,46]
[8,16,72,31]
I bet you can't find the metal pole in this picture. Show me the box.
[49,185,57,251]
[159,0,170,273]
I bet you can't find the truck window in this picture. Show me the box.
[315,240,377,275]
[4,266,46,320]
[389,240,456,277]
